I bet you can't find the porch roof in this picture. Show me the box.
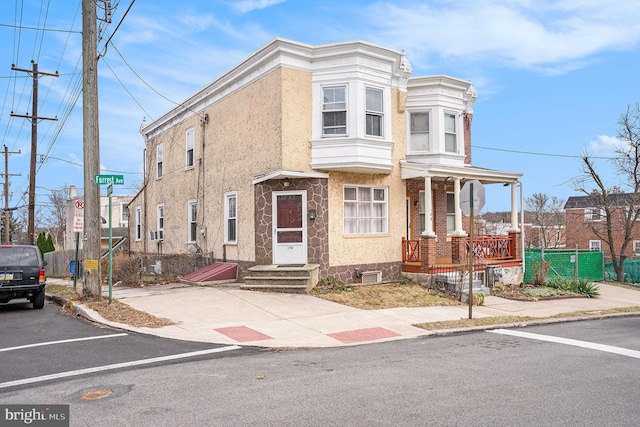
[400,160,523,184]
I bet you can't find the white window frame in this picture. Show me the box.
[186,127,195,169]
[444,112,458,153]
[224,192,237,244]
[585,208,605,222]
[446,192,455,235]
[365,86,383,137]
[589,240,601,251]
[409,111,430,153]
[633,240,640,254]
[343,185,388,234]
[188,199,197,243]
[120,203,129,223]
[156,143,163,179]
[157,204,164,240]
[135,206,142,241]
[322,85,347,136]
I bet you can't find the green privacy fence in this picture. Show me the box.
[524,249,604,284]
[604,259,640,284]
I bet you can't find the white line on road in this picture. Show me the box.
[489,329,640,359]
[0,345,242,389]
[0,333,129,353]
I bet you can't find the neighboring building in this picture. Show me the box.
[65,185,133,251]
[129,38,523,283]
[565,193,640,259]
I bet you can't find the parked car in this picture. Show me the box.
[0,244,47,309]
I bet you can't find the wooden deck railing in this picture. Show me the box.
[402,237,421,263]
[402,235,514,264]
[466,235,514,260]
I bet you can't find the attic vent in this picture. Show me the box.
[361,271,382,284]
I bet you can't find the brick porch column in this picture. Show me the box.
[451,235,467,264]
[509,231,522,260]
[420,236,437,273]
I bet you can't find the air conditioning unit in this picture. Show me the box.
[149,230,157,240]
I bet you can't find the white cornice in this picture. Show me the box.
[142,38,411,138]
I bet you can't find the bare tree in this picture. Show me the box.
[525,193,565,248]
[579,103,640,282]
[40,185,69,249]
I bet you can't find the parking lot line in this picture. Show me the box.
[0,345,242,389]
[489,329,640,359]
[0,333,129,353]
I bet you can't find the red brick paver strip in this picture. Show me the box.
[214,326,273,342]
[328,327,400,344]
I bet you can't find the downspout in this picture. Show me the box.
[199,114,208,256]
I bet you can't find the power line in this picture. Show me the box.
[474,144,615,160]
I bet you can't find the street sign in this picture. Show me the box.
[460,179,485,215]
[73,198,84,232]
[94,174,124,185]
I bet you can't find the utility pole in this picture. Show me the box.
[10,62,58,244]
[82,0,101,298]
[2,145,21,242]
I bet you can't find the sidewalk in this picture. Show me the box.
[46,278,640,348]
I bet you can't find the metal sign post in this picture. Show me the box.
[460,179,485,319]
[94,176,124,303]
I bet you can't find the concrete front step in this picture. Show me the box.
[242,264,320,294]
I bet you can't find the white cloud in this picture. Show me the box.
[365,0,640,74]
[588,135,622,154]
[233,0,287,14]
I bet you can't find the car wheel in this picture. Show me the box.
[32,288,45,309]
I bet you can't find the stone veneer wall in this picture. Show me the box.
[254,178,329,273]
[327,261,402,284]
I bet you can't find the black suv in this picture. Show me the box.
[0,244,47,309]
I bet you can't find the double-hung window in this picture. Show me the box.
[121,203,129,223]
[225,192,237,244]
[445,113,457,153]
[135,206,142,241]
[446,193,455,234]
[322,86,347,135]
[188,200,197,243]
[186,128,195,169]
[589,240,601,251]
[410,112,429,152]
[365,87,383,137]
[344,186,388,234]
[156,143,163,179]
[585,208,604,221]
[157,204,164,240]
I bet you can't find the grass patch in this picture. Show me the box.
[415,306,640,331]
[415,316,535,331]
[46,283,174,328]
[311,281,462,310]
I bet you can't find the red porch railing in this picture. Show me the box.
[465,235,514,261]
[402,237,421,263]
[402,235,515,264]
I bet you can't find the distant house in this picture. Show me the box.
[65,185,133,251]
[565,193,640,259]
[128,38,523,285]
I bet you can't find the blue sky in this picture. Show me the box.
[1,0,639,219]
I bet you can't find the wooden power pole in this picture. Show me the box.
[82,0,102,297]
[10,62,58,244]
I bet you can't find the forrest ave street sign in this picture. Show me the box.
[94,174,124,185]
[460,179,485,216]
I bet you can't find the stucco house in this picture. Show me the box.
[128,38,523,288]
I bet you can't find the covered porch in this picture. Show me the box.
[401,160,524,274]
